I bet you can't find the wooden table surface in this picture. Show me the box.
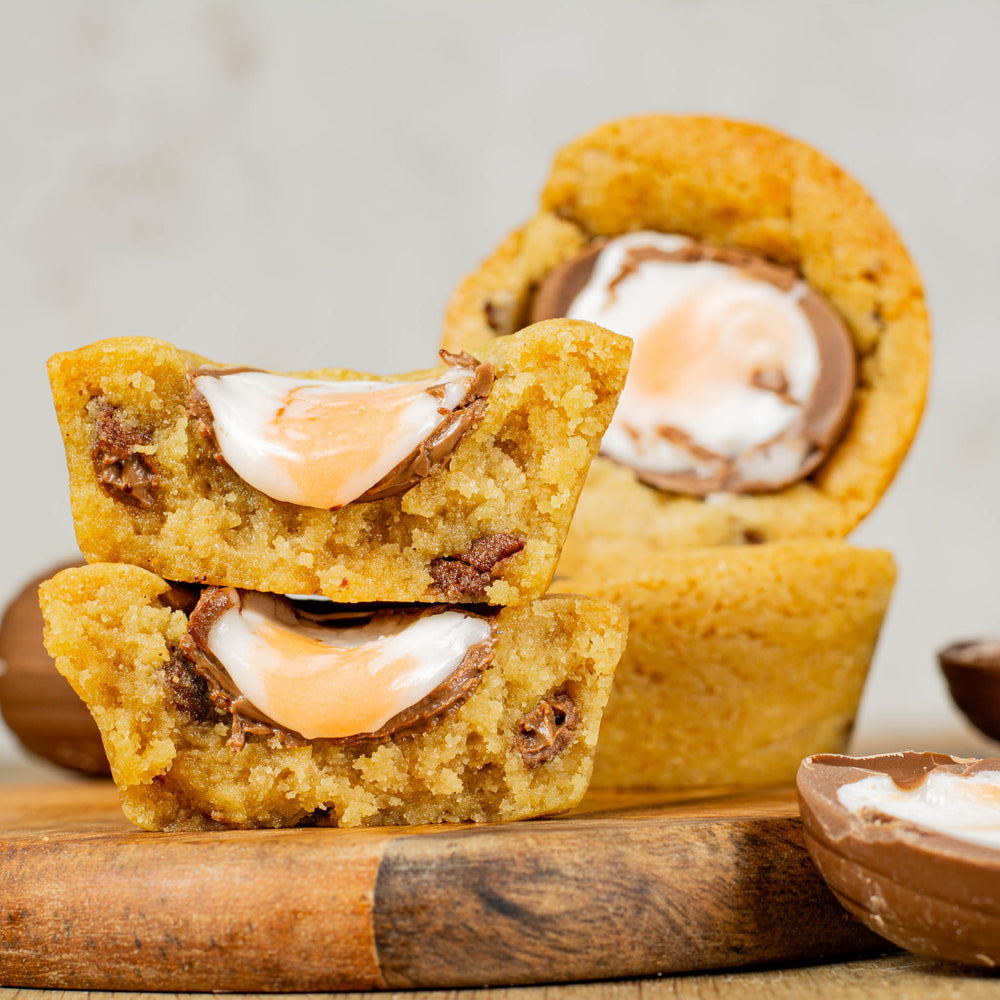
[3,725,1000,998]
[2,952,1000,1000]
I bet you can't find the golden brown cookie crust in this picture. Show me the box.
[48,321,630,603]
[39,562,627,830]
[555,538,896,792]
[443,115,931,545]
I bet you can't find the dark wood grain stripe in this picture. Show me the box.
[372,811,887,988]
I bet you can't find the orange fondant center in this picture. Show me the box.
[254,619,419,737]
[629,279,800,406]
[266,377,443,508]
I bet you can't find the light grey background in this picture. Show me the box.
[2,0,998,765]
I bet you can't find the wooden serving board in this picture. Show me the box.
[0,780,887,992]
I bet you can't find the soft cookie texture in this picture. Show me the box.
[39,563,628,830]
[48,321,630,604]
[556,539,896,792]
[443,115,930,548]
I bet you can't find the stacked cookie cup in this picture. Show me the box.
[40,322,634,829]
[31,113,929,832]
[443,115,930,795]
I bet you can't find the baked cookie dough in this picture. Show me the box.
[443,115,930,547]
[39,563,628,830]
[48,321,630,604]
[555,538,896,792]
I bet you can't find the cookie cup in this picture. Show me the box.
[556,538,895,792]
[39,563,628,830]
[444,114,930,547]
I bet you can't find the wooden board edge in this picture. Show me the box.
[371,812,888,987]
[1,828,389,991]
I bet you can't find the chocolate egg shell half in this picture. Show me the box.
[939,639,1000,742]
[0,564,111,776]
[797,752,1000,967]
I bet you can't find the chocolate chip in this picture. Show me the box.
[162,650,221,723]
[158,583,201,616]
[516,691,579,768]
[91,402,159,509]
[427,560,490,600]
[464,534,526,572]
[485,299,515,336]
[429,533,526,599]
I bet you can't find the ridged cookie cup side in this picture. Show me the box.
[47,322,629,605]
[443,114,930,546]
[555,538,895,792]
[38,562,628,830]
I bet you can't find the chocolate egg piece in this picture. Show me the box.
[530,232,857,497]
[939,639,1000,742]
[0,564,111,776]
[798,751,1000,967]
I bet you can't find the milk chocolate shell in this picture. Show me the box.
[798,752,1000,967]
[939,639,1000,742]
[0,564,110,775]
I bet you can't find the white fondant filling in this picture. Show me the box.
[564,231,820,486]
[837,770,1000,851]
[206,592,492,740]
[194,367,474,509]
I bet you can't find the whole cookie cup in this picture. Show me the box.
[444,115,930,547]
